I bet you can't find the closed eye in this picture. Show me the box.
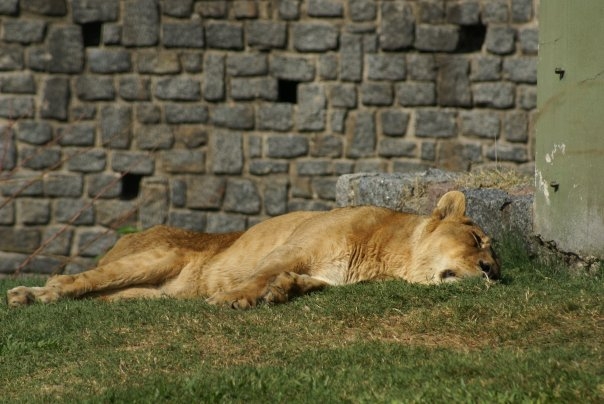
[440,269,456,280]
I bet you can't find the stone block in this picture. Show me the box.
[16,121,52,145]
[267,135,308,158]
[297,83,326,131]
[472,82,515,109]
[87,173,122,199]
[118,76,150,101]
[249,160,289,175]
[0,174,43,197]
[41,77,69,120]
[415,24,459,52]
[0,227,40,253]
[76,227,118,257]
[330,109,347,133]
[519,27,538,55]
[0,73,35,93]
[88,49,131,73]
[460,110,500,138]
[288,199,334,212]
[296,159,332,176]
[101,105,132,149]
[247,21,287,49]
[350,0,376,21]
[311,134,343,157]
[437,56,471,107]
[419,0,445,23]
[155,77,201,101]
[211,105,254,130]
[139,177,169,228]
[226,53,268,76]
[122,0,159,46]
[70,104,96,120]
[136,103,161,124]
[347,111,375,158]
[76,75,115,101]
[330,84,357,108]
[380,110,409,137]
[0,0,18,15]
[111,151,154,174]
[231,77,278,101]
[248,136,262,158]
[43,173,83,197]
[354,158,387,173]
[19,146,61,170]
[135,124,174,150]
[205,21,243,50]
[503,57,537,84]
[511,0,533,22]
[41,225,73,256]
[361,83,393,106]
[379,1,414,50]
[486,26,516,55]
[66,149,106,172]
[264,179,288,216]
[256,103,293,131]
[378,138,416,158]
[407,54,437,81]
[486,143,529,163]
[312,177,338,200]
[19,198,50,224]
[0,96,35,118]
[319,54,338,80]
[415,109,457,138]
[55,198,94,224]
[186,176,226,209]
[223,178,261,214]
[470,56,501,81]
[482,0,508,23]
[73,0,119,23]
[502,111,528,143]
[203,53,225,101]
[165,104,209,124]
[210,130,243,174]
[270,55,315,82]
[340,34,362,82]
[160,0,193,17]
[278,0,300,20]
[0,44,22,70]
[168,211,206,232]
[163,22,204,48]
[233,0,257,18]
[366,54,406,81]
[205,213,246,233]
[102,23,121,45]
[195,0,227,18]
[181,52,203,73]
[293,23,338,51]
[446,0,480,25]
[308,0,342,17]
[170,178,186,208]
[396,82,436,106]
[518,85,536,110]
[137,51,180,74]
[2,19,46,44]
[21,0,66,15]
[421,141,436,161]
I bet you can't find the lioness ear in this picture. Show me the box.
[433,191,466,220]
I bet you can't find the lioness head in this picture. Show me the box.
[409,191,501,284]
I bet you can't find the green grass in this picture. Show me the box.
[0,243,602,403]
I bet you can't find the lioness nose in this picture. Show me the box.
[479,260,500,280]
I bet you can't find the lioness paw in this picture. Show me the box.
[206,291,259,310]
[6,286,61,307]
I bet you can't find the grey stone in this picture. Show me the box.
[518,85,536,110]
[21,0,66,15]
[347,111,375,158]
[472,82,515,109]
[2,19,46,44]
[267,135,308,158]
[163,22,204,48]
[381,110,409,137]
[503,57,537,84]
[396,82,436,106]
[249,160,289,175]
[168,211,206,232]
[58,123,96,146]
[0,44,22,70]
[297,84,326,131]
[330,84,357,108]
[73,0,118,22]
[319,54,338,80]
[223,178,261,214]
[379,1,414,50]
[137,51,180,74]
[155,77,201,101]
[87,173,122,199]
[296,159,332,176]
[354,158,387,173]
[256,103,293,131]
[330,109,347,133]
[95,200,138,228]
[174,126,207,148]
[44,173,83,197]
[0,73,35,93]
[0,96,35,119]
[211,130,243,174]
[205,21,243,50]
[161,150,204,173]
[415,109,457,138]
[308,0,342,17]
[19,198,50,224]
[421,142,436,161]
[118,76,150,101]
[248,135,262,158]
[19,146,61,169]
[311,134,343,157]
[203,53,225,101]
[66,148,106,172]
[264,180,288,216]
[102,23,121,44]
[470,56,502,81]
[227,53,268,76]
[511,0,532,22]
[247,21,287,49]
[76,75,115,101]
[195,0,227,18]
[0,227,40,253]
[340,34,362,82]
[0,174,43,197]
[460,110,500,138]
[41,77,69,120]
[288,199,333,212]
[367,54,406,81]
[122,0,159,46]
[0,198,14,224]
[0,125,15,169]
[437,56,471,107]
[378,138,416,158]
[278,0,300,20]
[101,105,132,149]
[88,49,131,73]
[70,104,96,120]
[502,111,528,143]
[312,177,338,200]
[482,0,508,23]
[350,0,376,21]
[206,213,246,233]
[486,26,516,55]
[111,151,154,174]
[211,105,254,130]
[165,104,209,124]
[169,179,186,208]
[139,177,169,228]
[519,27,538,54]
[486,143,529,163]
[180,52,203,73]
[136,124,174,150]
[419,0,445,23]
[293,23,338,52]
[407,54,437,81]
[231,77,278,101]
[186,176,225,209]
[16,121,52,145]
[361,83,393,106]
[232,0,257,18]
[160,0,192,17]
[415,24,459,52]
[55,198,94,224]
[446,1,480,25]
[334,161,354,175]
[41,225,73,256]
[0,0,18,15]
[76,227,118,257]
[136,103,161,124]
[270,55,315,82]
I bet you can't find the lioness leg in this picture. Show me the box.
[207,245,329,309]
[7,248,183,307]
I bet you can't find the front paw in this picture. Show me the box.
[206,291,258,310]
[6,286,61,307]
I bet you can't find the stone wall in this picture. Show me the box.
[0,0,538,274]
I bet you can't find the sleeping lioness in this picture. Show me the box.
[7,191,500,309]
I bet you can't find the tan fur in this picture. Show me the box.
[7,191,500,309]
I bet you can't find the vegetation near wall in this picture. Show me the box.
[0,0,537,274]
